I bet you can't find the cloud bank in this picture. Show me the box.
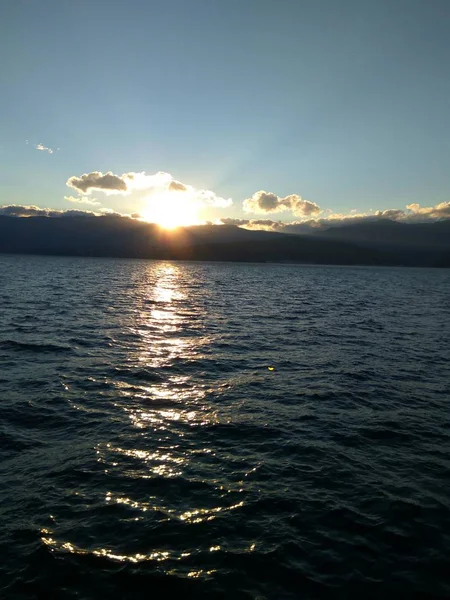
[221,201,450,233]
[0,204,98,218]
[1,199,449,236]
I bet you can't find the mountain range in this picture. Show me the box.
[0,215,449,267]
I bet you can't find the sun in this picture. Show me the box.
[140,192,200,229]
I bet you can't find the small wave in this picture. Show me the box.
[0,340,73,354]
[69,336,117,348]
[111,367,166,383]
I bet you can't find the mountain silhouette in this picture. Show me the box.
[0,215,449,267]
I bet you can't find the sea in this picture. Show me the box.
[1,254,449,600]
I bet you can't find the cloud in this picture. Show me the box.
[64,195,101,206]
[66,171,128,195]
[406,201,450,220]
[35,143,55,154]
[169,180,188,192]
[243,190,321,217]
[221,218,252,226]
[0,204,144,221]
[65,170,232,208]
[373,209,405,220]
[221,217,311,233]
[98,207,120,215]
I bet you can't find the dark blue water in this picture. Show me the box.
[1,255,450,599]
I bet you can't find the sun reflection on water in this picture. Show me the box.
[41,532,182,564]
[114,262,218,434]
[41,262,251,577]
[129,263,207,370]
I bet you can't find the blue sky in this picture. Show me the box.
[1,0,450,226]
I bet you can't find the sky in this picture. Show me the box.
[1,0,450,229]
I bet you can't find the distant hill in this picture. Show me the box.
[0,215,449,267]
[315,218,450,248]
[313,218,450,267]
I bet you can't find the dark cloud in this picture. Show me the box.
[243,190,321,217]
[66,171,128,194]
[246,191,279,212]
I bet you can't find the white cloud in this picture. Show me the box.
[64,196,101,206]
[66,170,232,208]
[243,190,321,217]
[128,171,232,207]
[406,201,450,220]
[35,143,55,154]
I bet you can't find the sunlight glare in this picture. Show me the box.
[140,192,200,229]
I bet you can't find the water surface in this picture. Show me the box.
[1,255,449,599]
